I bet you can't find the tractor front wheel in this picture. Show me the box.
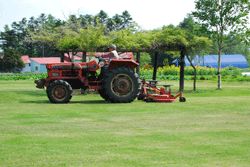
[47,80,73,103]
[98,89,110,102]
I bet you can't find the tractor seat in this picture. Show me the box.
[149,80,158,87]
[161,84,172,88]
[160,84,172,92]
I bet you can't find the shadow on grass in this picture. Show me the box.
[69,100,109,104]
[20,100,109,104]
[20,100,50,104]
[16,91,45,97]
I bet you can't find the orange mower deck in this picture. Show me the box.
[138,80,186,103]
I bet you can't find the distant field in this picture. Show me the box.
[0,80,250,167]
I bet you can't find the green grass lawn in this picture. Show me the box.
[0,80,250,167]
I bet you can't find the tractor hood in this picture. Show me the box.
[46,63,82,70]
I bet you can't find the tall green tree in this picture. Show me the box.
[223,31,250,65]
[0,48,24,72]
[106,11,137,32]
[193,0,250,89]
[95,10,108,25]
[187,36,212,91]
[179,15,212,91]
[0,13,64,58]
[57,25,108,52]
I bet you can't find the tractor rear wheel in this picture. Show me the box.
[47,80,73,103]
[102,67,139,103]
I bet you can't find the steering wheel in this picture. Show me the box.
[95,56,106,67]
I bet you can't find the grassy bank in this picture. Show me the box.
[0,80,250,166]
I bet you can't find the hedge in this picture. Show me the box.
[0,66,248,81]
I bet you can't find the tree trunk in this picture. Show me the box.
[217,49,222,89]
[179,50,185,93]
[193,68,197,91]
[42,44,45,57]
[186,55,197,91]
[136,52,140,76]
[82,51,87,62]
[60,52,64,62]
[217,10,223,90]
[152,51,158,81]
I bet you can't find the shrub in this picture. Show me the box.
[139,65,246,81]
[221,66,241,76]
[0,73,47,80]
[0,66,247,81]
[157,65,179,76]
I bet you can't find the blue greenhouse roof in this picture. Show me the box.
[185,54,249,68]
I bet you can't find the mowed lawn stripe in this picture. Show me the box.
[0,80,250,167]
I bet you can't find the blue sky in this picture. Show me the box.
[0,0,195,31]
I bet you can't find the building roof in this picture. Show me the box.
[30,57,66,64]
[185,54,249,68]
[21,55,31,64]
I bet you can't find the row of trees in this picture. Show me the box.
[193,0,250,89]
[0,0,249,90]
[0,10,136,56]
[0,10,137,72]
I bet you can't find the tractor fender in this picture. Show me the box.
[108,59,139,70]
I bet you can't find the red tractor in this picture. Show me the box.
[35,53,140,103]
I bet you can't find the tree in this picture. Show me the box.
[57,25,108,52]
[0,13,65,59]
[96,10,108,25]
[0,48,24,72]
[56,29,79,51]
[179,15,212,91]
[109,29,141,50]
[186,36,212,91]
[67,15,79,31]
[223,31,250,65]
[0,10,138,71]
[78,26,108,51]
[193,0,250,89]
[179,14,210,37]
[140,52,151,66]
[28,14,64,57]
[106,11,138,32]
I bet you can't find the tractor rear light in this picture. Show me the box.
[52,72,60,77]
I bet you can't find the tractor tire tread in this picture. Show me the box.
[102,67,140,103]
[46,80,73,103]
